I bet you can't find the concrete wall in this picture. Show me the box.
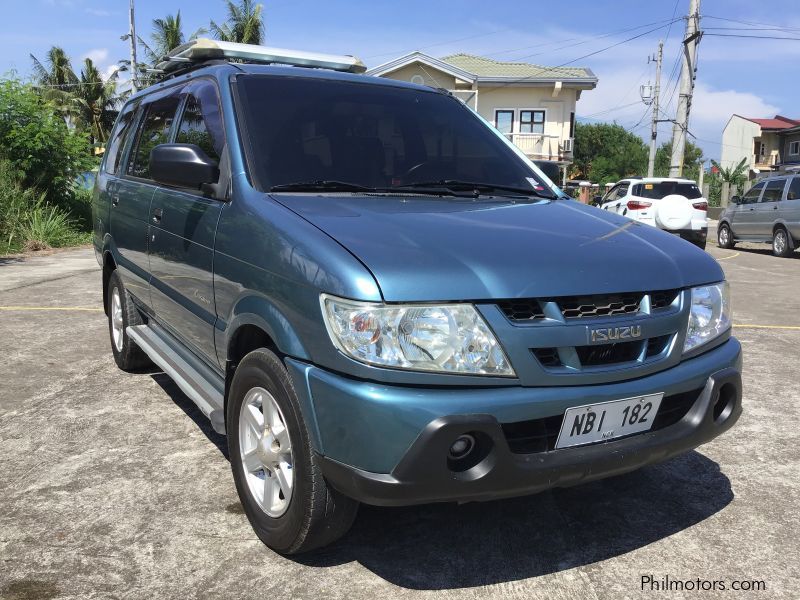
[475,85,577,142]
[381,64,459,91]
[721,116,760,169]
[782,131,800,166]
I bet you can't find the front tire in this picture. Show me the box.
[107,270,152,371]
[717,224,735,249]
[772,226,793,257]
[227,348,358,554]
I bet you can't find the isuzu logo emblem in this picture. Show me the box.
[589,325,642,343]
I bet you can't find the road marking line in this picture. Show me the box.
[716,252,740,260]
[734,324,800,331]
[0,306,103,312]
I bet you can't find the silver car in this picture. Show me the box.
[717,174,800,257]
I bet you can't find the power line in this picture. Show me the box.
[704,33,800,41]
[480,19,680,98]
[704,14,800,33]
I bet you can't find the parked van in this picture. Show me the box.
[717,174,800,257]
[93,40,742,554]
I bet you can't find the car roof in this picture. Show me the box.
[128,61,436,103]
[617,177,697,185]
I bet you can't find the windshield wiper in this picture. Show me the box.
[270,180,376,193]
[400,179,556,199]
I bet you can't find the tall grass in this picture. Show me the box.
[0,159,89,254]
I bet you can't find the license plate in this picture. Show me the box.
[555,393,664,449]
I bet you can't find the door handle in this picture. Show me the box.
[152,208,163,224]
[111,194,120,207]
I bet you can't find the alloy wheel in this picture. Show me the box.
[111,288,124,352]
[775,230,787,255]
[238,386,294,517]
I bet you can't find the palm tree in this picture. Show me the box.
[30,46,80,121]
[210,0,264,45]
[141,11,206,64]
[72,58,121,146]
[30,46,78,90]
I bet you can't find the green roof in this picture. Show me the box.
[440,53,593,80]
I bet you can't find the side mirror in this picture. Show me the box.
[592,195,603,206]
[730,195,740,205]
[150,143,219,190]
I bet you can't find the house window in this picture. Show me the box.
[520,110,545,134]
[569,111,575,138]
[495,110,514,135]
[790,141,800,156]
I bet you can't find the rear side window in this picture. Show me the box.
[176,81,224,163]
[761,178,786,202]
[635,182,702,200]
[127,95,182,179]
[104,103,136,175]
[788,177,800,200]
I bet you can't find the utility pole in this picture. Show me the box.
[647,40,663,177]
[128,0,138,92]
[669,0,701,177]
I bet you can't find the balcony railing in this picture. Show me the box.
[504,133,570,161]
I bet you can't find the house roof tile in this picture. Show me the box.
[743,115,800,130]
[440,53,593,80]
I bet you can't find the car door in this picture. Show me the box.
[731,181,765,238]
[753,177,786,238]
[113,91,183,306]
[148,79,227,365]
[784,176,800,240]
[601,185,620,212]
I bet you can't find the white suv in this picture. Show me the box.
[598,177,709,249]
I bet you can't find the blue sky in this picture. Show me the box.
[2,0,800,161]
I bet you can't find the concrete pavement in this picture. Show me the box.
[0,244,797,599]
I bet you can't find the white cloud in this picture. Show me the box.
[82,48,109,64]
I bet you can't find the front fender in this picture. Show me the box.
[220,293,311,362]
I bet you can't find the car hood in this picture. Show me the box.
[271,194,724,302]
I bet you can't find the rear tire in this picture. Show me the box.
[227,348,359,554]
[107,270,152,371]
[717,224,735,249]
[772,226,793,257]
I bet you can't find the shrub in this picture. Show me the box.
[0,79,94,207]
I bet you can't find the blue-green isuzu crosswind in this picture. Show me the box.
[93,40,742,554]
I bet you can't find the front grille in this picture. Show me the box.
[502,387,703,454]
[646,335,672,357]
[498,289,679,322]
[496,299,545,321]
[532,347,561,367]
[559,292,643,319]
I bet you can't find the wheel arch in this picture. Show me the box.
[102,251,117,316]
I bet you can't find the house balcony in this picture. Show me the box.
[504,133,572,163]
[753,150,781,171]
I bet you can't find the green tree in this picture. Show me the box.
[0,79,93,203]
[72,58,121,145]
[572,122,648,184]
[141,11,206,64]
[653,141,704,182]
[210,0,264,44]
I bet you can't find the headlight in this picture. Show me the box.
[320,294,515,376]
[683,282,732,354]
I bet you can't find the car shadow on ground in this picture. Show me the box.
[151,372,733,590]
[151,372,229,459]
[727,245,800,259]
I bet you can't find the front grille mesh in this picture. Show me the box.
[498,289,679,322]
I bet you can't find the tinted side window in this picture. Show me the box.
[176,81,224,163]
[742,181,764,204]
[104,103,136,175]
[788,177,800,201]
[761,178,786,202]
[127,95,182,179]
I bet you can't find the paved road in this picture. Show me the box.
[1,243,798,600]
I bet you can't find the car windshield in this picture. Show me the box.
[634,181,702,200]
[234,75,550,195]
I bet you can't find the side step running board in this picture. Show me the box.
[127,324,226,435]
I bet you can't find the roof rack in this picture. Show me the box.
[154,38,367,75]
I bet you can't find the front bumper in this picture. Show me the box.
[320,367,741,505]
[285,337,742,506]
